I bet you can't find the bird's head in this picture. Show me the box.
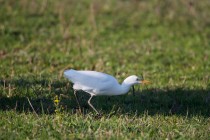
[122,75,150,86]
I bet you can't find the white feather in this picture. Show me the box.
[64,69,120,95]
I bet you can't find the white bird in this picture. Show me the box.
[64,69,150,114]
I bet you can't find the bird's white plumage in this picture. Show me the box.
[64,69,123,95]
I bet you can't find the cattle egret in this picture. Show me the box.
[64,69,150,114]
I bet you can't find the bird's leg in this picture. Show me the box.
[88,95,99,114]
[74,90,82,113]
[132,86,135,96]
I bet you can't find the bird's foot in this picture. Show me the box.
[94,113,102,119]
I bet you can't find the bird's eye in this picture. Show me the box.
[136,78,139,81]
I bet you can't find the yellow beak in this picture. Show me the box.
[141,80,150,84]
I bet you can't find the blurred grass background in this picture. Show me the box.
[0,0,210,139]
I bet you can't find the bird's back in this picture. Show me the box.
[64,69,120,95]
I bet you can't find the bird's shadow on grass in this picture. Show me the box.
[0,78,210,117]
[95,88,210,117]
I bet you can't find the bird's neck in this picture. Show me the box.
[114,83,132,95]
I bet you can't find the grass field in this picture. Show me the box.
[0,0,210,139]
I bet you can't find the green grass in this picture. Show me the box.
[0,0,210,139]
[0,111,209,139]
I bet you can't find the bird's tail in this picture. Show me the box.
[63,69,78,79]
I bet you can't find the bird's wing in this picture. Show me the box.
[64,69,119,91]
